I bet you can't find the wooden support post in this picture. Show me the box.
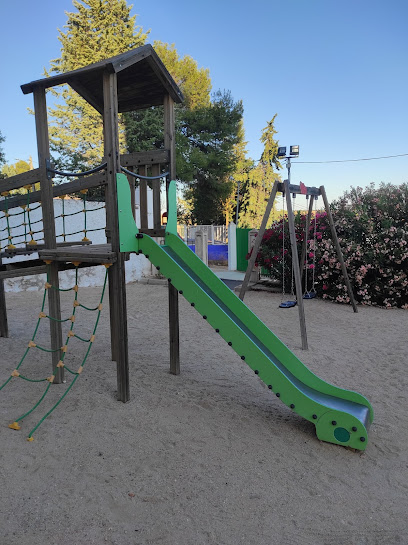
[285,180,308,350]
[300,195,315,281]
[151,163,161,231]
[239,181,279,301]
[164,94,180,374]
[0,258,8,338]
[320,186,358,313]
[33,88,64,382]
[168,280,180,375]
[125,166,136,221]
[103,71,130,401]
[139,165,148,229]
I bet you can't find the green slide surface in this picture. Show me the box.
[117,174,373,450]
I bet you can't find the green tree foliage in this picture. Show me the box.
[47,0,149,170]
[1,159,31,178]
[154,42,211,110]
[124,44,243,225]
[238,115,282,228]
[231,121,253,224]
[124,41,212,154]
[255,182,408,308]
[180,90,244,225]
[1,158,36,194]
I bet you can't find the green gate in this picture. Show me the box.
[236,228,252,272]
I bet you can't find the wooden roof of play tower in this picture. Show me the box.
[21,44,183,113]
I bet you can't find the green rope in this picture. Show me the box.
[78,303,100,311]
[27,376,79,438]
[34,344,63,354]
[26,268,108,439]
[2,265,109,439]
[0,376,12,392]
[14,383,51,424]
[46,315,74,323]
[18,375,48,383]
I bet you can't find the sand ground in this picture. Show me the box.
[0,280,407,545]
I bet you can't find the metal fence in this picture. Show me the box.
[177,225,227,244]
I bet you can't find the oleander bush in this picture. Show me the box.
[251,183,408,308]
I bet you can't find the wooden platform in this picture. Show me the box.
[39,243,116,264]
[0,245,117,279]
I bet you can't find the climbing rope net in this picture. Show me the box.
[0,263,109,441]
[0,186,106,252]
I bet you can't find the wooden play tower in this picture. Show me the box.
[0,45,184,401]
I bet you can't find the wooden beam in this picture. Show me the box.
[0,264,47,280]
[70,78,104,115]
[139,228,166,238]
[33,87,64,383]
[0,257,8,337]
[0,259,113,280]
[0,168,40,193]
[151,163,162,231]
[103,70,130,402]
[168,283,180,375]
[300,195,315,283]
[277,182,320,197]
[164,95,176,182]
[239,181,279,301]
[39,243,116,263]
[120,150,169,167]
[139,165,148,229]
[320,186,358,313]
[164,94,179,374]
[285,180,308,350]
[0,172,106,212]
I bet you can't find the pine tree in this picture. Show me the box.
[181,90,244,225]
[47,0,149,170]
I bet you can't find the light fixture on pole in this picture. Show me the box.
[277,145,300,191]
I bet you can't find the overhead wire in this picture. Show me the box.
[291,153,408,164]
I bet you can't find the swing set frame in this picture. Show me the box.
[239,179,357,350]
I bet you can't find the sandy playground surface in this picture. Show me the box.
[0,278,407,545]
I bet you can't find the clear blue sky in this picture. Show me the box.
[0,0,407,202]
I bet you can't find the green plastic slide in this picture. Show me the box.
[117,174,373,450]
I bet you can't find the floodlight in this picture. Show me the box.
[277,147,287,158]
[290,145,299,157]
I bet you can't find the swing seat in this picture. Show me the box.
[303,292,317,300]
[279,300,297,308]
